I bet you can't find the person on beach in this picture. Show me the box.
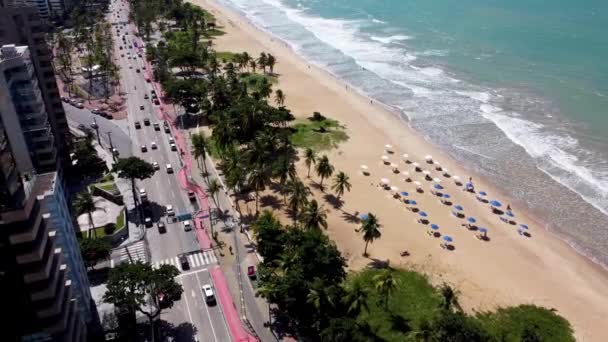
[507,204,512,211]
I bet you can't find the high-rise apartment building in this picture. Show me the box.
[1,0,73,19]
[0,117,89,341]
[1,44,57,174]
[0,5,71,168]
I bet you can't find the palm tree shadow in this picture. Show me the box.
[366,258,391,269]
[309,182,324,191]
[341,211,359,224]
[323,193,344,209]
[260,194,282,210]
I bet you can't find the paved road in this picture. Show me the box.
[107,1,231,341]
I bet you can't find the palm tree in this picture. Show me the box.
[315,155,334,190]
[299,199,328,230]
[112,157,156,207]
[374,269,398,310]
[207,178,223,209]
[275,89,285,106]
[266,53,276,74]
[258,52,267,73]
[360,213,381,256]
[258,77,273,99]
[191,133,208,178]
[331,171,352,201]
[284,178,310,225]
[304,148,316,178]
[439,283,461,312]
[248,167,269,215]
[343,281,369,315]
[249,60,257,73]
[74,191,103,237]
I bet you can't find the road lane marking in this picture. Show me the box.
[179,278,197,336]
[189,254,197,268]
[195,272,219,342]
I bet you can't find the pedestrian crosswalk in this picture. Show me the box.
[114,240,147,264]
[152,250,217,271]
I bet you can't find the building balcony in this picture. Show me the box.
[44,294,76,336]
[15,226,53,265]
[36,277,71,319]
[24,248,62,285]
[8,203,43,245]
[36,148,58,168]
[30,263,67,302]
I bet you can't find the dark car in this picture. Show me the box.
[188,191,196,202]
[153,99,160,105]
[134,121,141,129]
[179,255,190,271]
[143,118,150,126]
[157,221,166,234]
[139,105,144,110]
[153,122,160,131]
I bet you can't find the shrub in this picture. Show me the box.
[311,111,326,121]
[104,223,117,235]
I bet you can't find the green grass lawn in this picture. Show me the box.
[350,269,574,341]
[96,181,117,193]
[290,117,348,151]
[90,209,125,238]
[215,51,237,63]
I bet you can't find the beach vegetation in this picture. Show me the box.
[304,147,317,178]
[315,155,335,190]
[215,50,237,63]
[332,171,352,201]
[299,199,329,230]
[79,237,111,269]
[291,117,348,150]
[359,213,382,256]
[284,178,311,225]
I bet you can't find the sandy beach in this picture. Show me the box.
[189,0,608,339]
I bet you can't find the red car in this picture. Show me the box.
[247,265,256,280]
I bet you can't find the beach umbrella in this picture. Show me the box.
[425,155,433,162]
[454,205,463,211]
[442,168,450,176]
[419,211,428,217]
[430,224,439,230]
[422,170,431,176]
[467,217,477,224]
[505,211,514,218]
[402,153,409,161]
[385,144,393,151]
[520,224,529,230]
[359,213,369,220]
[414,181,422,189]
[400,191,409,197]
[478,191,487,197]
[442,235,453,243]
[433,178,442,183]
[409,200,418,206]
[380,178,390,185]
[489,200,502,207]
[381,155,389,161]
[360,165,369,170]
[390,163,399,168]
[390,186,399,192]
[442,193,451,199]
[478,227,488,234]
[433,183,444,190]
[435,163,442,171]
[453,175,461,182]
[412,162,420,167]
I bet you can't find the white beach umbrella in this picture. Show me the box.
[414,181,422,188]
[385,144,393,152]
[401,171,410,177]
[390,186,399,192]
[425,155,433,161]
[412,162,420,167]
[442,169,450,176]
[360,165,369,170]
[435,163,442,171]
[402,153,409,160]
[453,175,461,185]
[390,163,399,168]
[381,155,389,161]
[422,170,431,176]
[380,178,390,185]
[433,178,442,183]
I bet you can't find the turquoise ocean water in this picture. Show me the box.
[218,0,608,266]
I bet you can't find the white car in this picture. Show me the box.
[170,143,177,151]
[139,188,147,200]
[166,205,175,216]
[151,142,157,149]
[183,220,192,231]
[166,163,173,173]
[202,284,215,304]
[141,144,147,152]
[168,137,175,144]
[152,161,159,170]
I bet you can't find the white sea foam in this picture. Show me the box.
[457,91,492,103]
[371,18,387,24]
[370,34,412,44]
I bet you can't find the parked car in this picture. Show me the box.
[112,148,119,157]
[135,68,140,73]
[91,108,100,114]
[75,102,84,109]
[144,94,149,99]
[166,205,175,216]
[179,255,190,270]
[202,284,216,305]
[139,188,147,200]
[153,99,160,105]
[77,124,86,131]
[164,122,170,133]
[188,191,196,202]
[61,96,69,103]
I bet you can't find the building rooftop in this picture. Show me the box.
[0,44,28,62]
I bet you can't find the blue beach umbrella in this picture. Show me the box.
[430,224,439,230]
[490,200,502,207]
[443,193,451,199]
[359,213,369,220]
[409,200,418,206]
[400,191,409,196]
[467,217,476,224]
[454,205,463,211]
[478,191,487,196]
[520,224,529,230]
[505,211,514,217]
[433,183,444,190]
[478,227,488,234]
[443,236,453,243]
[419,211,428,217]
